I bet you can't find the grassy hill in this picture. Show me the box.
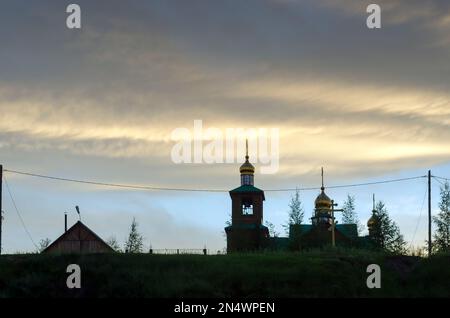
[0,249,449,297]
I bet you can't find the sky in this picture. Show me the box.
[0,0,449,253]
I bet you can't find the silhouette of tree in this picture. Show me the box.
[37,238,51,253]
[371,201,406,254]
[106,236,122,252]
[124,217,144,253]
[283,188,304,235]
[433,181,450,254]
[341,194,363,234]
[265,221,279,237]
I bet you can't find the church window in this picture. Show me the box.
[242,199,254,215]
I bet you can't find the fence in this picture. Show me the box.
[149,248,209,255]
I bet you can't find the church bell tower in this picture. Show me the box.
[225,140,269,252]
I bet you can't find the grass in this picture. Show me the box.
[0,248,448,297]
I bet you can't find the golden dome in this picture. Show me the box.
[315,188,332,209]
[240,156,255,175]
[240,139,255,175]
[368,194,378,229]
[314,167,331,209]
[367,214,378,228]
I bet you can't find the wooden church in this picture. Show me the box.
[225,144,373,252]
[225,142,269,252]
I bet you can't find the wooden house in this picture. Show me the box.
[42,221,114,254]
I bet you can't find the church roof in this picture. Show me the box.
[289,224,313,239]
[289,223,358,240]
[315,190,332,206]
[367,214,378,228]
[229,185,265,199]
[314,168,332,209]
[335,224,358,239]
[240,160,255,175]
[239,139,255,175]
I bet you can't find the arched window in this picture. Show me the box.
[242,199,254,215]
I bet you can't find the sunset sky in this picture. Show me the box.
[1,0,449,253]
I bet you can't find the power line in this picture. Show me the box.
[4,168,426,193]
[409,182,427,250]
[433,175,450,182]
[266,176,426,192]
[3,176,38,249]
[433,176,447,187]
[4,169,225,193]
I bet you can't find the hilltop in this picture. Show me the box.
[0,249,448,297]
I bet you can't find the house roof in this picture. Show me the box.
[42,221,114,253]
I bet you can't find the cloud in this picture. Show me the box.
[317,0,450,48]
[1,74,449,184]
[0,0,448,252]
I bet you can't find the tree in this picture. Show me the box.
[432,181,450,254]
[371,201,406,254]
[106,236,122,252]
[225,214,231,227]
[265,221,279,238]
[283,188,304,235]
[124,217,144,253]
[223,214,232,240]
[341,194,363,234]
[37,238,51,253]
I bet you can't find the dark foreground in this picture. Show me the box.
[0,249,448,297]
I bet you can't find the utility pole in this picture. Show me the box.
[330,200,344,248]
[0,164,3,255]
[428,170,432,256]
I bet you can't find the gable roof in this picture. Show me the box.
[42,221,114,253]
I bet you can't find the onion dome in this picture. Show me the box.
[367,215,378,228]
[240,155,255,175]
[315,189,332,209]
[240,139,255,186]
[367,194,379,229]
[311,167,333,226]
[314,167,332,209]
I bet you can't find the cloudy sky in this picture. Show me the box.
[0,0,449,253]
